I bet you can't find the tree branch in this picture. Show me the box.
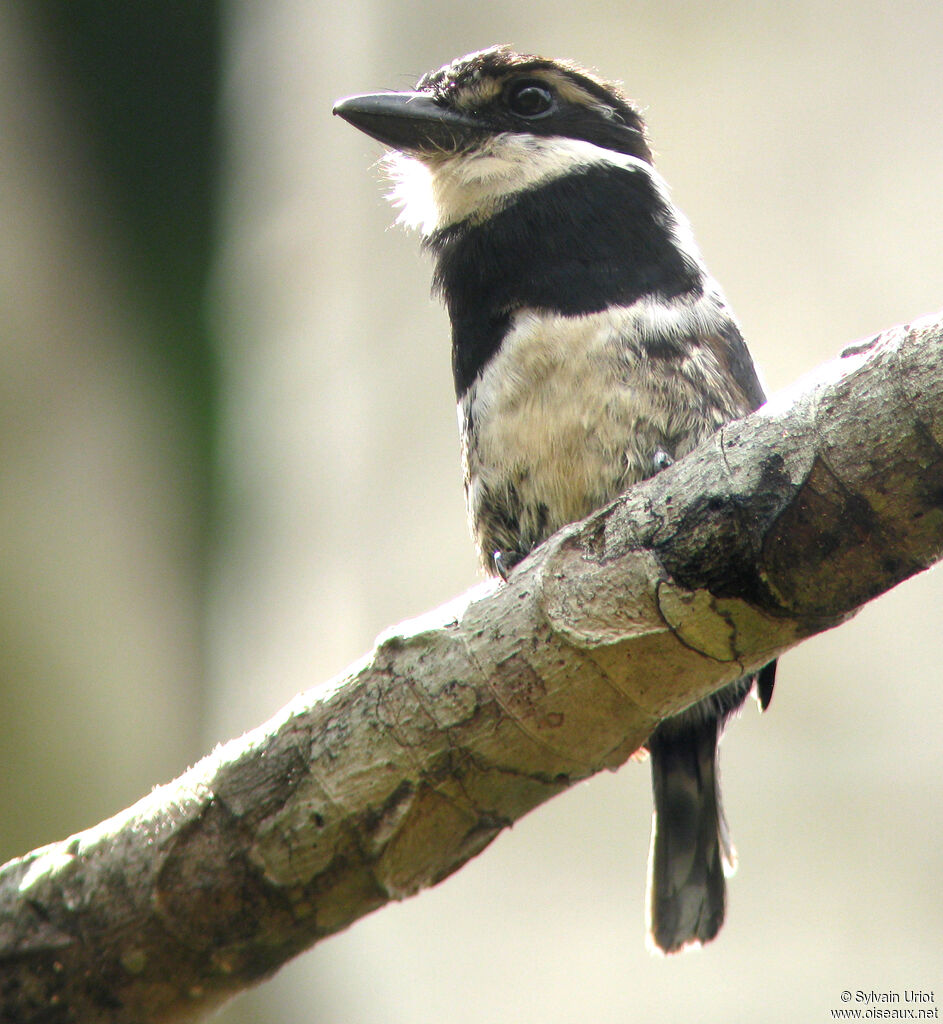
[3,313,943,1022]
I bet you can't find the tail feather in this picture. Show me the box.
[646,717,730,954]
[645,662,775,953]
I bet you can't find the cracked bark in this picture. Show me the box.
[2,313,943,1023]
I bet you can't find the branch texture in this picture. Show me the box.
[3,314,943,1022]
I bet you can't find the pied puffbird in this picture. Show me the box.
[334,45,775,954]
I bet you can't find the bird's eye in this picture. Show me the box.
[506,80,555,118]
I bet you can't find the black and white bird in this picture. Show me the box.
[334,45,775,954]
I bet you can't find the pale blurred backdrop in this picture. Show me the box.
[2,2,942,1022]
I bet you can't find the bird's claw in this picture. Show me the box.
[493,550,517,581]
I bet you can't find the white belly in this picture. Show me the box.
[459,300,745,566]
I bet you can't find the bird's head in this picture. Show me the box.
[333,46,654,234]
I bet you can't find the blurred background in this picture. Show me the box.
[2,2,942,1021]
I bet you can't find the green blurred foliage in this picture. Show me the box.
[23,0,221,525]
[0,3,222,859]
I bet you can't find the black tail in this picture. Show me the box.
[646,717,731,953]
[645,664,775,953]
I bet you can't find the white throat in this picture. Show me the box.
[384,135,651,236]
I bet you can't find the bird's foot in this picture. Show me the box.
[493,549,522,581]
